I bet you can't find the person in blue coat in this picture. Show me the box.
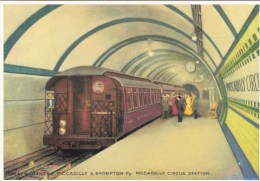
[176,95,185,122]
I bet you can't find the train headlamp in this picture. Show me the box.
[59,128,66,135]
[59,120,66,127]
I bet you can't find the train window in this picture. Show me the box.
[153,90,156,104]
[147,89,151,105]
[133,88,139,109]
[154,92,157,103]
[144,89,148,105]
[151,90,154,104]
[156,91,159,103]
[73,77,84,93]
[127,93,132,111]
[133,93,139,109]
[126,88,133,111]
[139,89,144,107]
[106,94,111,100]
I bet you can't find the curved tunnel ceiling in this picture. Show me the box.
[4,4,256,85]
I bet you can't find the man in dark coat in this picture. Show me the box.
[176,95,185,122]
[193,96,198,119]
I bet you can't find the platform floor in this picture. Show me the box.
[56,116,244,180]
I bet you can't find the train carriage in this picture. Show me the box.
[173,85,189,95]
[153,81,188,95]
[43,66,162,150]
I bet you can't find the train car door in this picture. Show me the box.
[72,77,91,134]
[90,80,120,137]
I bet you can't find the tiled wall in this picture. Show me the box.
[4,73,49,162]
[217,11,259,178]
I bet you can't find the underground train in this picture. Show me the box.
[43,66,187,150]
[153,81,188,95]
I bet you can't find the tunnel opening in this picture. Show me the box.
[183,83,200,99]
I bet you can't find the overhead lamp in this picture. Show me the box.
[148,50,154,57]
[191,33,198,42]
[147,38,154,57]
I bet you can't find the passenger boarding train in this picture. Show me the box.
[43,66,187,150]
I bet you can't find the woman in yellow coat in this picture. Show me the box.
[184,95,193,116]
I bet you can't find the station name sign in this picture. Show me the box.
[225,73,259,92]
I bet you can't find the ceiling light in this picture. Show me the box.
[191,33,197,41]
[148,50,154,57]
[147,38,154,56]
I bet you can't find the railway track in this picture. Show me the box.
[4,147,94,180]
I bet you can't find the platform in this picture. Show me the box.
[56,116,244,180]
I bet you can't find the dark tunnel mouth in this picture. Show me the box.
[182,83,200,99]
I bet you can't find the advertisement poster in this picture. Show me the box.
[2,1,259,180]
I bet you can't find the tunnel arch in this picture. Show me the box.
[152,66,176,80]
[147,65,176,80]
[131,54,193,75]
[165,5,223,58]
[128,50,197,75]
[4,8,221,77]
[167,73,179,83]
[161,71,177,82]
[183,83,201,99]
[137,58,184,76]
[93,35,216,70]
[121,48,197,73]
[4,4,227,64]
[55,17,200,71]
[106,34,219,93]
[46,17,218,71]
[4,5,62,60]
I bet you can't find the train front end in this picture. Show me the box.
[43,68,123,150]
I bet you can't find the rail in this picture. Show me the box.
[4,147,94,180]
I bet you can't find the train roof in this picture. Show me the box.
[53,66,151,82]
[54,66,121,76]
[153,80,185,90]
[109,76,160,89]
[152,80,183,88]
[159,84,177,91]
[152,80,189,94]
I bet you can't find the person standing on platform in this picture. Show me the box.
[192,95,198,119]
[167,94,173,117]
[176,95,185,122]
[171,93,178,116]
[162,94,169,119]
[184,94,193,116]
